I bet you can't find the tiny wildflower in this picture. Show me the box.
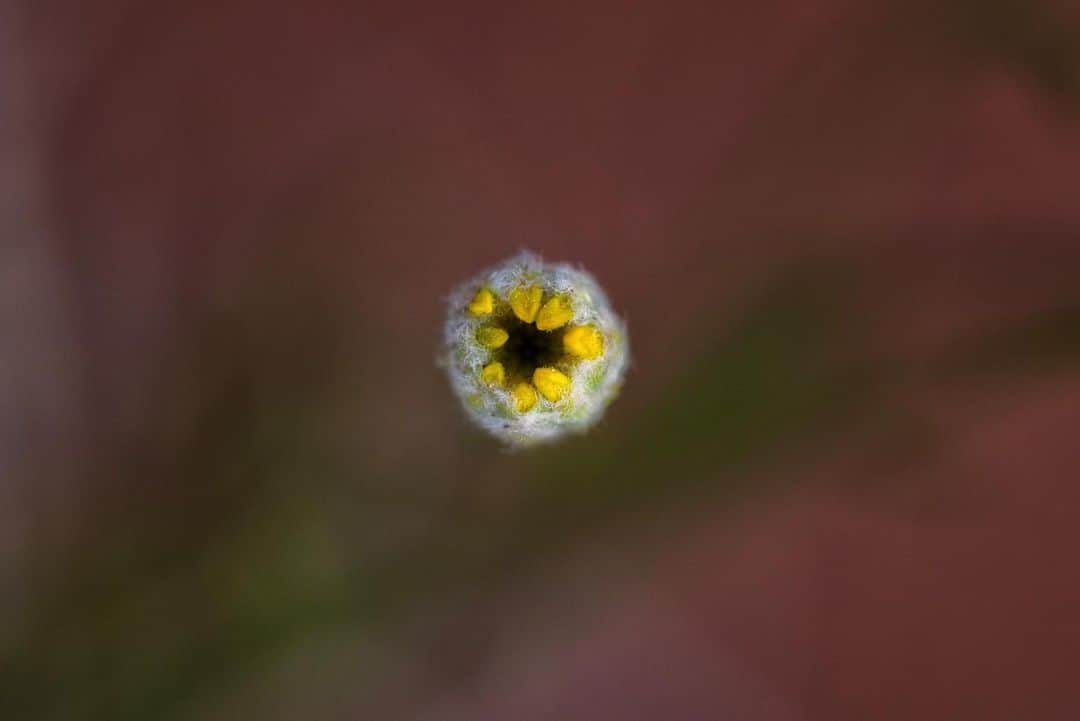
[443,251,628,446]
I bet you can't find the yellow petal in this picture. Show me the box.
[512,382,538,412]
[532,367,571,402]
[563,325,604,359]
[535,294,573,331]
[509,285,544,323]
[481,361,505,386]
[477,326,509,349]
[467,288,495,316]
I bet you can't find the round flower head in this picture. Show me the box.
[444,252,628,447]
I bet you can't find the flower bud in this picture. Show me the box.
[443,252,629,447]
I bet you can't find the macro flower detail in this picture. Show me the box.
[444,252,629,446]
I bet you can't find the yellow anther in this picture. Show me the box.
[535,294,574,331]
[477,326,509,349]
[509,285,544,323]
[512,382,538,412]
[533,367,571,402]
[481,361,505,386]
[467,288,495,316]
[563,325,604,359]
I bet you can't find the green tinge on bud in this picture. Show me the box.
[443,251,629,447]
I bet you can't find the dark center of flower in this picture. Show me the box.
[499,316,565,382]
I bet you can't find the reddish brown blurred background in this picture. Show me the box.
[4,2,1080,720]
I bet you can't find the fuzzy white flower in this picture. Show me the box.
[443,252,628,447]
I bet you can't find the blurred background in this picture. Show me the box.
[4,1,1080,719]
